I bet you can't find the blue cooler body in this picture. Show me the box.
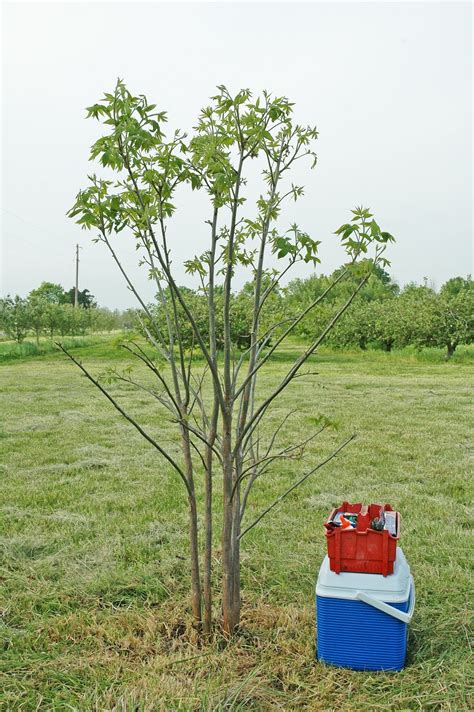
[316,547,415,671]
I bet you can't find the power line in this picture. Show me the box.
[2,208,80,243]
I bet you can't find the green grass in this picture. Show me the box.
[0,335,122,363]
[0,338,472,710]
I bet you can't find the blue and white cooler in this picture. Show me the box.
[316,547,415,671]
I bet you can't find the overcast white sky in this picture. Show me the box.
[1,1,472,309]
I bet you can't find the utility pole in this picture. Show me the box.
[74,243,80,308]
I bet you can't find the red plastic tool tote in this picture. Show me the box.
[324,501,400,576]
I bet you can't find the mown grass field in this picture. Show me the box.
[1,338,473,710]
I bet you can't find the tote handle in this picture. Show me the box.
[355,575,415,624]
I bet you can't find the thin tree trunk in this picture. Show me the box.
[227,164,280,631]
[181,424,202,625]
[187,488,202,624]
[221,408,236,634]
[230,470,241,627]
[203,207,219,634]
[203,423,215,634]
[221,157,243,634]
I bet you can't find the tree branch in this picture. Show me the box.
[237,274,370,448]
[56,343,191,496]
[233,268,349,402]
[239,434,356,539]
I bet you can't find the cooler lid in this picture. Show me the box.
[316,547,411,603]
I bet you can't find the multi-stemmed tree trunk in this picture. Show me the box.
[65,81,394,635]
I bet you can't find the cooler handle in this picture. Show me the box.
[355,575,415,624]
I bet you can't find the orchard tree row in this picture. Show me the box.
[144,270,473,359]
[2,273,472,357]
[288,272,472,358]
[0,281,129,342]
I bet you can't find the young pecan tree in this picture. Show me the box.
[65,81,394,635]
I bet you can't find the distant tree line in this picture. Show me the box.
[0,282,133,343]
[138,268,472,359]
[286,270,473,358]
[1,273,472,358]
[143,277,283,351]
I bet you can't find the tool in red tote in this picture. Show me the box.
[324,502,401,575]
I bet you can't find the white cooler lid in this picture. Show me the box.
[316,547,411,603]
